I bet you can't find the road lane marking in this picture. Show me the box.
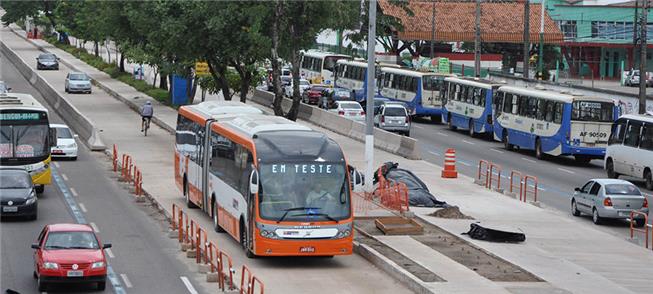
[62,174,69,181]
[557,167,575,174]
[521,158,537,163]
[458,161,472,167]
[105,248,115,258]
[429,151,441,156]
[180,276,199,294]
[53,162,60,168]
[79,203,87,213]
[70,188,78,197]
[462,139,475,145]
[413,124,424,129]
[436,132,449,137]
[89,222,100,233]
[120,274,133,288]
[491,148,504,154]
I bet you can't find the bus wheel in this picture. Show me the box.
[645,169,653,190]
[574,155,591,165]
[447,115,456,130]
[431,115,441,124]
[606,159,619,179]
[35,185,44,194]
[213,199,225,233]
[468,120,475,137]
[535,139,544,160]
[240,220,255,258]
[503,132,513,151]
[184,181,197,209]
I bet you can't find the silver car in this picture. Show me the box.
[374,103,411,136]
[65,72,92,94]
[571,179,649,226]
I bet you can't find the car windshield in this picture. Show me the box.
[300,80,310,86]
[69,74,88,81]
[571,101,614,122]
[384,107,407,116]
[0,171,32,189]
[39,54,56,61]
[55,127,73,139]
[604,184,641,195]
[259,163,351,222]
[340,103,361,110]
[44,231,100,250]
[0,123,49,159]
[311,86,326,92]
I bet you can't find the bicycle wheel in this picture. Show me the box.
[144,120,149,136]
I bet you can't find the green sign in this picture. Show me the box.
[438,58,450,74]
[0,113,41,120]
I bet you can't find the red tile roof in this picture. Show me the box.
[379,0,564,44]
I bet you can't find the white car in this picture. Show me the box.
[50,124,78,160]
[65,72,92,94]
[284,79,310,97]
[329,101,366,122]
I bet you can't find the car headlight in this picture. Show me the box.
[91,261,105,269]
[43,262,58,269]
[25,191,37,205]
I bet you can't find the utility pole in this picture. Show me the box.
[538,0,546,80]
[634,0,639,45]
[474,0,481,77]
[523,0,530,79]
[430,0,436,59]
[639,0,648,114]
[365,0,376,190]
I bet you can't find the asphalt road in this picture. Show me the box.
[1,51,209,294]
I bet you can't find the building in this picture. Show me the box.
[543,0,653,79]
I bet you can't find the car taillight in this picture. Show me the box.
[643,197,648,208]
[360,111,365,116]
[603,197,613,207]
[405,116,410,123]
[381,116,385,123]
[338,110,345,115]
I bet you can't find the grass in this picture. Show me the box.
[43,36,171,106]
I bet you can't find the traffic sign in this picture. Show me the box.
[195,62,210,76]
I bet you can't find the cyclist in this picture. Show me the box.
[140,101,154,132]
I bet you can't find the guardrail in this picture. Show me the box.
[487,163,502,191]
[522,175,538,202]
[509,170,523,197]
[477,160,489,187]
[629,211,650,249]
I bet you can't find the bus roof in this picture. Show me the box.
[255,130,345,163]
[0,93,48,112]
[619,113,653,124]
[497,86,615,104]
[221,114,312,138]
[302,50,350,59]
[336,59,368,67]
[184,101,263,120]
[381,67,453,78]
[444,77,503,89]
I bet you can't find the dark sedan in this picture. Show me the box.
[36,53,59,70]
[0,168,38,220]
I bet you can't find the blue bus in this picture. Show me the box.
[493,86,619,163]
[378,67,453,123]
[334,60,369,102]
[441,77,503,137]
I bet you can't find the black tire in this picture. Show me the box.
[606,159,619,179]
[645,169,653,191]
[35,185,44,194]
[535,138,544,160]
[184,181,197,209]
[405,131,410,137]
[431,115,441,124]
[33,271,38,279]
[65,87,68,93]
[635,218,646,228]
[71,156,77,161]
[592,208,602,225]
[29,213,38,221]
[468,120,475,137]
[37,276,48,292]
[97,281,106,291]
[571,199,581,217]
[574,156,592,165]
[213,199,225,233]
[447,115,456,130]
[241,220,255,258]
[503,132,513,151]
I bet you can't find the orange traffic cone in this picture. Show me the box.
[441,148,458,178]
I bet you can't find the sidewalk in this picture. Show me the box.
[4,25,653,294]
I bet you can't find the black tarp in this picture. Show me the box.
[463,223,526,243]
[374,162,448,208]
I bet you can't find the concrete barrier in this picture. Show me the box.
[253,89,421,159]
[0,41,106,151]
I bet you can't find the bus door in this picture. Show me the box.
[201,121,213,212]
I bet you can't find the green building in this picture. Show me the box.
[541,0,652,79]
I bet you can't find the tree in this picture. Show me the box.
[347,1,414,59]
[1,0,64,42]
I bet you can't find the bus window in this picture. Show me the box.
[609,119,627,145]
[572,101,613,122]
[641,123,653,151]
[553,102,563,124]
[536,99,546,121]
[624,122,642,147]
[518,96,528,116]
[503,94,512,113]
[544,100,554,122]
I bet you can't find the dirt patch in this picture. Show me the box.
[428,206,474,220]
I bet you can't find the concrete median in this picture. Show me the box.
[253,89,421,159]
[0,41,106,151]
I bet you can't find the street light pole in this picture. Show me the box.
[365,0,377,191]
[474,0,481,77]
[639,0,648,114]
[538,0,546,79]
[523,0,530,79]
[430,0,435,58]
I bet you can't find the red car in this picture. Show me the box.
[32,223,111,291]
[302,85,328,105]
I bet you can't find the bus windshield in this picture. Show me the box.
[423,75,442,91]
[0,124,49,160]
[259,163,350,222]
[572,101,614,122]
[324,56,347,72]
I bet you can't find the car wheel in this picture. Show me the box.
[35,185,44,194]
[468,120,475,137]
[29,213,37,221]
[592,208,602,225]
[535,138,544,160]
[645,169,653,191]
[97,281,106,291]
[635,218,646,228]
[213,200,225,233]
[503,132,513,151]
[606,159,619,179]
[33,271,38,279]
[571,199,581,217]
[37,276,48,291]
[241,220,255,258]
[71,156,77,161]
[65,87,68,93]
[405,131,410,137]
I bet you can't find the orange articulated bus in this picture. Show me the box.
[175,101,354,257]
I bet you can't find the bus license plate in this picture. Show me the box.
[2,206,18,212]
[67,270,83,277]
[299,246,315,253]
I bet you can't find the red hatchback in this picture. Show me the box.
[32,223,111,291]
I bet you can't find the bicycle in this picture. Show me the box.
[143,117,151,136]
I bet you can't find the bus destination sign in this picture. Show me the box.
[0,113,41,120]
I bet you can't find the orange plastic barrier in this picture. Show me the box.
[509,170,523,196]
[487,163,502,191]
[630,211,649,249]
[380,182,409,213]
[522,175,538,202]
[218,250,235,291]
[441,148,458,178]
[477,159,489,186]
[240,265,254,294]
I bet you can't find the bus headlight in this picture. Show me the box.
[260,230,280,239]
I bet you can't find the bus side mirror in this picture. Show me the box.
[249,170,259,195]
[48,128,57,147]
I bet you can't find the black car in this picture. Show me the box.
[36,53,59,70]
[0,168,38,220]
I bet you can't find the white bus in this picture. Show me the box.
[300,51,351,85]
[493,86,618,163]
[605,114,653,190]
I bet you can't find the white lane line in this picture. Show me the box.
[62,174,69,181]
[458,161,472,167]
[53,162,60,168]
[120,274,133,288]
[436,132,449,137]
[557,167,575,174]
[105,248,115,258]
[521,158,537,163]
[491,148,504,154]
[180,276,199,294]
[79,203,87,213]
[70,188,78,197]
[89,222,100,233]
[413,124,424,129]
[461,139,475,145]
[429,151,441,156]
